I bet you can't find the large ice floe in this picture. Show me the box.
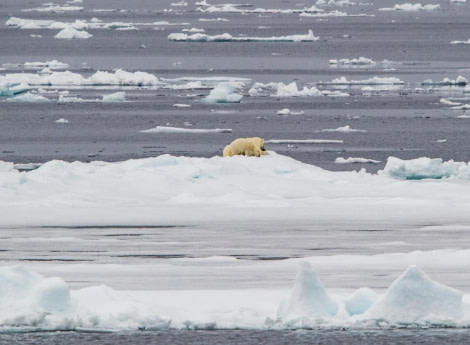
[379,3,441,11]
[168,30,319,42]
[0,263,467,331]
[2,153,470,330]
[249,82,349,97]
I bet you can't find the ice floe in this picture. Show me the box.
[335,157,381,164]
[329,57,376,66]
[5,92,50,103]
[55,26,92,39]
[249,82,349,97]
[201,83,243,103]
[422,76,467,87]
[450,39,470,45]
[265,139,344,144]
[0,81,30,97]
[140,126,232,134]
[382,156,470,180]
[168,30,319,42]
[102,91,126,102]
[322,125,367,133]
[0,263,466,331]
[328,76,404,85]
[276,108,304,115]
[379,3,441,11]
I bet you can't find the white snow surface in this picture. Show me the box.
[3,153,470,330]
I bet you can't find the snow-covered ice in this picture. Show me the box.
[2,153,470,330]
[168,30,319,42]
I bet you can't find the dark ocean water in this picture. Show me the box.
[2,329,470,345]
[1,0,470,173]
[2,0,470,343]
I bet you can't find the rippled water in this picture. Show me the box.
[3,329,470,345]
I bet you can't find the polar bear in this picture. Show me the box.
[223,137,269,157]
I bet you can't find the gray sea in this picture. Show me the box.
[1,0,470,343]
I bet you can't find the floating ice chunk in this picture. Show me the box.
[422,76,467,86]
[276,108,304,115]
[266,139,343,144]
[102,91,126,102]
[171,1,188,6]
[276,82,323,97]
[451,104,470,110]
[322,125,367,133]
[316,0,356,5]
[329,57,376,65]
[450,39,470,45]
[55,118,70,124]
[23,60,69,70]
[168,30,319,42]
[364,266,462,324]
[0,81,30,96]
[440,98,462,106]
[182,27,205,33]
[278,262,338,323]
[382,157,470,180]
[140,126,232,133]
[23,4,83,12]
[344,288,378,316]
[58,94,87,103]
[5,92,50,103]
[380,3,441,11]
[201,83,243,103]
[55,26,92,39]
[329,76,404,85]
[86,69,159,86]
[335,157,381,164]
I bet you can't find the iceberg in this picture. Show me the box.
[363,266,463,325]
[201,83,243,103]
